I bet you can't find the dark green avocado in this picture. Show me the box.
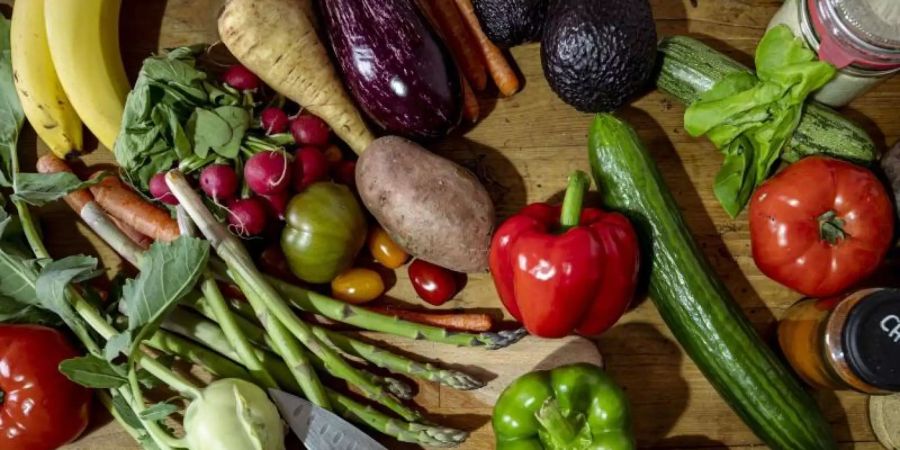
[474,0,550,48]
[541,0,657,112]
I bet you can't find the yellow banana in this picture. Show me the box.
[10,0,83,158]
[44,0,130,152]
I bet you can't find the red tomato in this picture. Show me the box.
[749,157,894,297]
[408,259,462,306]
[0,325,92,450]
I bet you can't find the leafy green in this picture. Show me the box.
[0,16,23,188]
[140,402,180,422]
[124,236,209,354]
[60,354,128,388]
[684,25,836,217]
[115,46,257,191]
[35,255,101,334]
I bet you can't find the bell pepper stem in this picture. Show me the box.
[559,171,591,231]
[535,398,579,445]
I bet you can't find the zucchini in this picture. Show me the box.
[588,114,837,450]
[657,36,877,165]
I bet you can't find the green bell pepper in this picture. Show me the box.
[280,182,366,283]
[493,363,634,450]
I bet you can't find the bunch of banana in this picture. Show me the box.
[11,0,129,158]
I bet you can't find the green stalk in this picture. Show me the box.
[167,171,419,421]
[157,313,468,447]
[264,274,527,349]
[167,307,413,400]
[189,297,481,390]
[200,273,277,389]
[559,170,591,231]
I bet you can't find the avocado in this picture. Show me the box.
[541,0,657,112]
[473,0,550,48]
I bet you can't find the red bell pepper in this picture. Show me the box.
[489,171,640,338]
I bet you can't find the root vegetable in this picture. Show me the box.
[89,175,180,242]
[290,114,330,147]
[356,136,495,273]
[222,64,260,91]
[200,164,239,201]
[260,107,289,135]
[227,197,269,237]
[293,146,329,191]
[219,0,374,154]
[244,151,291,195]
[149,172,178,205]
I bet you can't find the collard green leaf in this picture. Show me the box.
[59,354,128,388]
[12,172,107,206]
[0,16,24,188]
[139,402,179,422]
[124,237,209,352]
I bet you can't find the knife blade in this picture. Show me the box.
[268,389,388,450]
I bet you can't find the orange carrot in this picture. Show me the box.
[89,175,180,242]
[367,305,494,332]
[36,154,154,248]
[420,0,488,92]
[461,77,480,123]
[453,0,520,97]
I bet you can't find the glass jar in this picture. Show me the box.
[768,0,900,107]
[779,288,900,394]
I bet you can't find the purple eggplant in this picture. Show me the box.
[320,0,463,141]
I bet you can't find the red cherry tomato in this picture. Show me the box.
[408,259,462,306]
[749,156,894,297]
[0,325,92,450]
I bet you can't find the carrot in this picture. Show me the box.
[89,175,180,242]
[461,77,480,123]
[453,0,520,97]
[419,0,488,92]
[366,305,494,332]
[36,154,154,248]
[219,0,374,154]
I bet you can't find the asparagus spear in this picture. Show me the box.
[154,313,468,447]
[189,296,483,390]
[167,171,420,422]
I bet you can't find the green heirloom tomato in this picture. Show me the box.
[281,182,366,283]
[493,363,634,450]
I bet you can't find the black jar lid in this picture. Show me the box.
[843,289,900,392]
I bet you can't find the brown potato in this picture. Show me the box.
[356,136,495,273]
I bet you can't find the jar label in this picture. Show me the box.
[882,314,900,343]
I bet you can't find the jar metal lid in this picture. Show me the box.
[843,289,900,392]
[833,0,900,50]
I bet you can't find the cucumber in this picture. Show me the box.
[657,36,877,165]
[588,114,837,450]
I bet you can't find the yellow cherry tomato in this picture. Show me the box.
[331,268,385,304]
[367,226,409,269]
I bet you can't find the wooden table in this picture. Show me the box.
[32,0,897,448]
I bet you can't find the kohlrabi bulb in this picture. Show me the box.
[184,378,285,450]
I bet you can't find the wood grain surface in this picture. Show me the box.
[12,0,895,448]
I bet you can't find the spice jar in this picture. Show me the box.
[768,0,900,107]
[779,288,900,394]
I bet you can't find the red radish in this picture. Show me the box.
[244,151,292,195]
[227,197,268,237]
[149,172,179,205]
[258,192,289,220]
[334,160,357,187]
[261,108,289,134]
[223,65,260,91]
[290,114,330,147]
[293,147,329,191]
[200,164,239,201]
